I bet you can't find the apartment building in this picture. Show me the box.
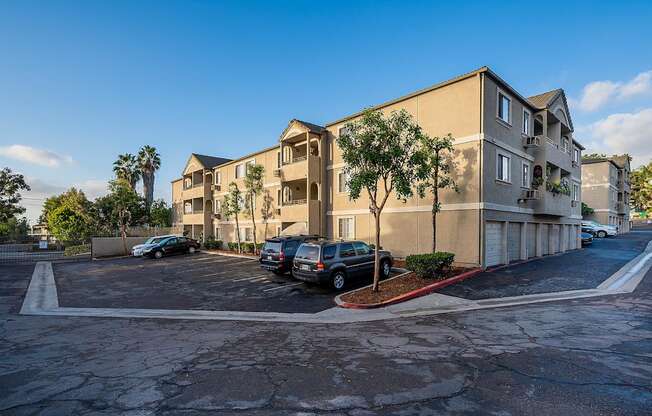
[581,155,631,233]
[172,67,584,267]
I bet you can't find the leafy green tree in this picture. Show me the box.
[40,188,89,224]
[581,202,595,217]
[0,216,29,241]
[44,188,97,244]
[337,109,423,291]
[221,182,244,253]
[0,167,30,222]
[113,153,140,190]
[244,164,265,253]
[149,199,172,227]
[138,145,161,209]
[630,161,652,213]
[95,182,147,235]
[582,153,607,160]
[416,133,458,252]
[260,189,274,239]
[104,179,145,255]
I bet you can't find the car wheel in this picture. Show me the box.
[597,230,607,238]
[188,246,196,254]
[332,271,346,291]
[154,250,163,259]
[381,260,391,278]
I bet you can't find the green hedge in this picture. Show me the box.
[64,244,91,257]
[405,252,455,279]
[204,237,223,250]
[227,242,239,251]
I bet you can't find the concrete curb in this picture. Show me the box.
[201,250,258,260]
[335,268,483,309]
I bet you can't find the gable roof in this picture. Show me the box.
[527,88,574,132]
[192,153,232,169]
[279,119,325,141]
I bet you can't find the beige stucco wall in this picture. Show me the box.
[171,179,183,225]
[91,237,149,258]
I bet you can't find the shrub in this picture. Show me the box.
[227,242,239,251]
[214,240,223,250]
[204,237,223,250]
[405,252,455,279]
[242,242,254,253]
[255,242,264,251]
[64,244,91,257]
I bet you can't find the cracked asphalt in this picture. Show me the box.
[1,233,652,415]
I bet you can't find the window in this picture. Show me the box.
[353,242,370,256]
[215,200,221,213]
[284,240,299,255]
[497,153,511,182]
[235,164,245,179]
[338,171,349,193]
[497,91,511,124]
[215,227,222,240]
[215,172,221,185]
[295,244,319,260]
[277,189,282,205]
[277,152,281,169]
[573,148,580,163]
[339,243,356,258]
[521,163,530,188]
[245,159,255,173]
[240,227,253,242]
[338,217,354,239]
[184,177,192,189]
[322,245,337,259]
[339,126,350,137]
[522,110,530,135]
[573,184,579,201]
[184,201,192,214]
[561,137,569,153]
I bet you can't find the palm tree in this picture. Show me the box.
[138,145,161,209]
[112,154,140,191]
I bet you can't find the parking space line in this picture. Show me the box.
[232,274,271,282]
[263,282,304,292]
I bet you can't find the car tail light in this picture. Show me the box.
[279,251,285,262]
[316,262,325,271]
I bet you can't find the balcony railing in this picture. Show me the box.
[283,198,307,206]
[522,136,541,147]
[282,155,307,165]
[183,182,204,190]
[184,210,204,215]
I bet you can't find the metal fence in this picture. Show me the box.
[0,244,90,265]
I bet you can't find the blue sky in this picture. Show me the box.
[1,0,651,223]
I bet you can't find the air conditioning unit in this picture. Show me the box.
[273,169,282,177]
[213,213,222,220]
[211,184,221,192]
[274,208,281,215]
[522,189,540,200]
[523,136,541,148]
[571,160,578,168]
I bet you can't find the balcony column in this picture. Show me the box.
[520,222,528,260]
[501,221,509,265]
[535,223,543,257]
[542,111,548,138]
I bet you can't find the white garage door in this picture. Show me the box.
[485,221,503,267]
[508,223,521,263]
[527,223,537,258]
[541,224,549,255]
[550,225,559,254]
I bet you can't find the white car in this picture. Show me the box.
[581,221,617,238]
[132,235,176,256]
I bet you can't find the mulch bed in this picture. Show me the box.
[340,267,469,305]
[204,249,258,258]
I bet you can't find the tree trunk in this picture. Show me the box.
[372,211,381,292]
[234,212,242,253]
[264,221,268,240]
[432,189,438,253]
[250,197,258,254]
[121,224,128,256]
[143,172,153,210]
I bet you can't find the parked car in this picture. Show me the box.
[132,235,175,256]
[292,240,393,291]
[259,235,319,275]
[581,221,617,238]
[143,236,200,259]
[580,232,594,246]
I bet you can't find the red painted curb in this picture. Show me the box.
[336,267,484,309]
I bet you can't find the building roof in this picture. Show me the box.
[582,158,621,169]
[192,153,232,169]
[294,119,325,133]
[527,89,563,109]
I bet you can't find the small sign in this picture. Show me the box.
[39,241,48,250]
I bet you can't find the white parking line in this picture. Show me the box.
[263,282,304,292]
[232,274,271,282]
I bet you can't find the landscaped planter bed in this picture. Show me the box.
[204,249,258,258]
[337,267,482,308]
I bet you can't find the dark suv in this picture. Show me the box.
[292,240,393,290]
[259,235,319,275]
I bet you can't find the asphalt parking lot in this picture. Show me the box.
[439,231,652,300]
[54,252,384,313]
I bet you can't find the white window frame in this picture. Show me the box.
[522,109,530,135]
[573,147,580,163]
[337,171,349,194]
[337,216,355,239]
[184,201,192,214]
[521,161,530,189]
[215,171,221,185]
[496,152,511,183]
[496,88,512,125]
[338,126,350,137]
[235,163,245,179]
[572,183,580,202]
[215,226,222,240]
[214,199,221,214]
[561,137,569,154]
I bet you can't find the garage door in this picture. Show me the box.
[527,223,536,258]
[485,221,503,267]
[508,223,521,263]
[541,224,549,255]
[569,225,577,250]
[550,225,559,254]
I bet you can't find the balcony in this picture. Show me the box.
[183,212,204,224]
[280,200,307,222]
[528,136,573,173]
[280,157,308,181]
[533,192,572,217]
[522,136,541,148]
[616,202,627,214]
[183,184,206,199]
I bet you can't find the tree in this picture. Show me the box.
[113,154,140,190]
[105,179,144,255]
[0,216,29,241]
[582,153,607,160]
[0,167,30,222]
[244,164,265,253]
[416,133,459,252]
[260,189,274,239]
[149,199,172,227]
[630,161,652,213]
[45,188,97,244]
[581,202,595,217]
[138,145,161,210]
[222,182,244,253]
[95,183,147,235]
[337,109,423,291]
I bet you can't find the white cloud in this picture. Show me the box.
[581,108,652,168]
[575,70,652,112]
[0,144,73,167]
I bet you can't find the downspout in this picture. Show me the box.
[479,73,485,268]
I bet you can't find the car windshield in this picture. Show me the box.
[295,245,320,261]
[145,237,164,244]
[262,241,282,253]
